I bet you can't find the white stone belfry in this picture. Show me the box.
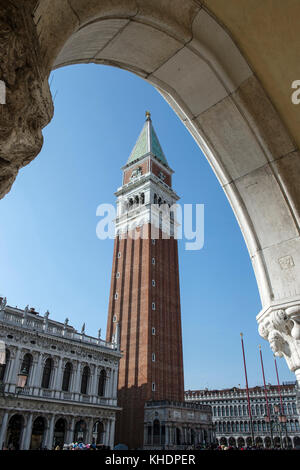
[115,112,180,239]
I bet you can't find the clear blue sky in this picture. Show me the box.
[0,64,295,390]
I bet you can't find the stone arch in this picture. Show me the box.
[54,417,67,448]
[237,437,245,448]
[294,436,300,449]
[1,1,300,381]
[30,416,46,450]
[5,414,25,450]
[92,420,104,445]
[264,436,271,448]
[255,436,263,448]
[273,436,281,448]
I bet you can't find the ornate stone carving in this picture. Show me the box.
[258,303,300,376]
[0,297,7,310]
[286,306,300,340]
[0,2,53,199]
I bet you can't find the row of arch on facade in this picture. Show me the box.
[0,350,106,396]
[127,193,145,209]
[215,419,300,434]
[125,193,172,211]
[145,419,210,447]
[3,414,105,450]
[217,435,300,449]
[213,403,298,417]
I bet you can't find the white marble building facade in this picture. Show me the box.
[0,299,121,449]
[185,384,300,449]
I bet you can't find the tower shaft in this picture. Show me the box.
[106,114,184,448]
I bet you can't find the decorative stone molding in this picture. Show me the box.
[257,301,300,380]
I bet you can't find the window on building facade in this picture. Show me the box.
[0,349,10,382]
[20,353,33,385]
[116,272,120,278]
[62,362,72,392]
[258,422,262,431]
[152,382,155,391]
[152,258,155,265]
[117,252,121,258]
[81,366,90,394]
[152,280,155,287]
[152,353,155,362]
[152,302,155,310]
[41,357,53,389]
[152,327,156,335]
[98,369,106,397]
[114,293,118,300]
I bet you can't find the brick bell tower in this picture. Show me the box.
[106,112,184,449]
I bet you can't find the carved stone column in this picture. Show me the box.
[257,301,300,384]
[0,411,9,449]
[0,1,53,199]
[109,417,116,449]
[22,413,33,450]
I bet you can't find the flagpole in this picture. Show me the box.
[259,345,273,447]
[274,355,284,415]
[240,333,255,446]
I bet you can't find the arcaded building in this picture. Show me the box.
[0,298,121,450]
[185,384,300,448]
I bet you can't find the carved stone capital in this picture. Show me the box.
[257,300,300,377]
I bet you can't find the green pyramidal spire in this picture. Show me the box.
[127,111,169,166]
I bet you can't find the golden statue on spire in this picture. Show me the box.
[145,110,151,119]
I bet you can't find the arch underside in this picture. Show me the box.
[1,1,300,380]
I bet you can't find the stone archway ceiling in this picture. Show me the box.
[37,0,300,152]
[203,0,300,153]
